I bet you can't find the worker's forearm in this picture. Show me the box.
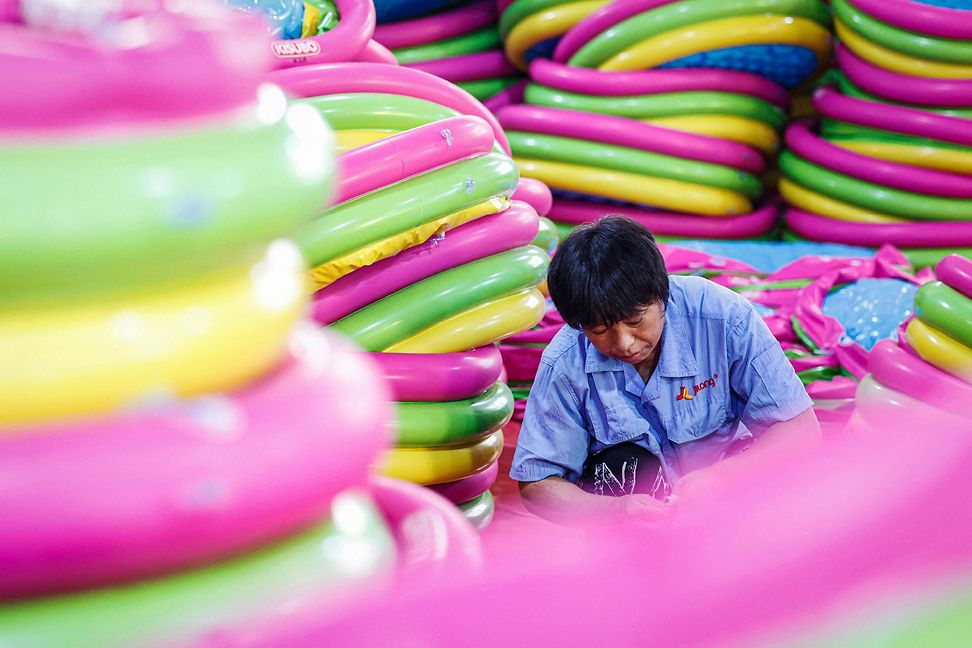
[519,476,623,526]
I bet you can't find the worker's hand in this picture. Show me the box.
[613,493,672,529]
[670,468,723,505]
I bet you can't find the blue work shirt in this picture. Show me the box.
[510,275,812,484]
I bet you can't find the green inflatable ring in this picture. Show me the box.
[0,494,393,648]
[915,280,972,349]
[297,152,519,266]
[499,0,566,38]
[331,245,549,351]
[458,489,495,532]
[524,83,787,129]
[834,71,972,119]
[507,130,764,198]
[833,0,972,64]
[457,76,523,101]
[821,119,972,151]
[301,92,459,132]
[532,215,560,255]
[396,381,515,447]
[393,28,502,65]
[0,100,334,305]
[779,150,972,220]
[569,0,832,68]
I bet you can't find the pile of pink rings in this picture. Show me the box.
[270,61,558,529]
[780,0,972,267]
[855,254,972,430]
[373,0,524,110]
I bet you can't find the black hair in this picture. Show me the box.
[547,215,669,330]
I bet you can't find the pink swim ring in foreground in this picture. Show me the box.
[868,339,971,418]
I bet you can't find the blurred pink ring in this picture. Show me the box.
[428,461,499,505]
[868,339,972,418]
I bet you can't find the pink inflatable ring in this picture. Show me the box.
[369,345,504,402]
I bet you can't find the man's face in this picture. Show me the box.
[582,301,666,365]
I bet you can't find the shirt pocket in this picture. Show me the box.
[665,377,732,445]
[597,400,654,447]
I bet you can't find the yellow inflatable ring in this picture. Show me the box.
[385,288,547,353]
[504,0,611,71]
[334,129,397,153]
[906,317,972,383]
[380,431,505,485]
[0,242,306,427]
[515,157,751,216]
[779,178,907,224]
[832,140,972,176]
[642,114,780,155]
[835,19,972,80]
[599,15,833,77]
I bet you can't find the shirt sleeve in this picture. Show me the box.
[727,302,813,431]
[509,360,591,483]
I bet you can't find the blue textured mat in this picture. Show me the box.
[670,240,874,274]
[658,44,817,90]
[912,0,972,9]
[822,278,917,350]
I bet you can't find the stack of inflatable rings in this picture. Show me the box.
[496,58,792,240]
[500,0,833,90]
[0,4,442,645]
[373,0,525,109]
[270,62,555,528]
[855,254,972,429]
[780,86,972,267]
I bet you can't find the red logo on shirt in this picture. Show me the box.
[676,374,719,401]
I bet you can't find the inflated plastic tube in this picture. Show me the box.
[550,198,778,238]
[937,254,972,299]
[906,317,972,383]
[427,461,499,505]
[269,0,374,68]
[393,27,502,65]
[458,490,495,531]
[854,373,946,419]
[380,431,504,485]
[915,281,972,348]
[331,246,548,351]
[846,0,972,40]
[503,0,611,71]
[374,0,496,49]
[270,62,511,154]
[643,114,780,155]
[353,39,398,64]
[0,325,392,599]
[298,152,518,267]
[785,208,972,248]
[529,58,789,106]
[333,115,495,204]
[779,179,905,224]
[496,104,765,174]
[786,120,972,198]
[512,177,553,216]
[369,346,504,402]
[0,492,394,648]
[302,92,461,133]
[396,382,514,447]
[834,19,972,79]
[407,50,518,83]
[311,203,540,324]
[0,242,306,427]
[868,339,972,418]
[551,0,678,62]
[831,140,972,176]
[835,45,972,108]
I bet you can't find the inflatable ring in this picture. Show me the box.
[779,179,905,224]
[937,254,972,299]
[641,114,780,154]
[516,157,752,215]
[271,62,511,154]
[903,246,972,270]
[785,208,972,248]
[497,104,765,174]
[786,120,972,198]
[550,198,779,239]
[524,83,787,129]
[513,176,554,215]
[845,0,972,41]
[868,339,972,418]
[506,131,762,197]
[832,140,972,176]
[504,0,612,71]
[397,382,514,447]
[833,0,972,65]
[906,317,972,383]
[354,38,399,64]
[0,492,393,648]
[594,15,832,76]
[370,346,504,401]
[779,150,972,220]
[428,460,499,505]
[834,18,972,78]
[819,120,972,152]
[0,6,272,133]
[0,94,334,305]
[394,27,502,65]
[303,92,460,133]
[457,77,522,101]
[331,246,548,351]
[0,242,306,427]
[408,50,518,83]
[297,152,518,268]
[835,45,972,108]
[311,203,540,324]
[835,71,972,120]
[380,430,504,485]
[0,325,392,598]
[499,0,590,37]
[567,0,831,67]
[458,490,495,531]
[384,287,547,353]
[334,129,396,152]
[854,373,946,420]
[269,0,374,68]
[915,281,972,348]
[375,0,496,49]
[529,58,789,106]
